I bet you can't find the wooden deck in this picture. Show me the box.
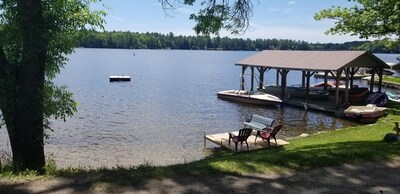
[204,131,289,152]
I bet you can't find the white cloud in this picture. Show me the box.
[288,1,296,5]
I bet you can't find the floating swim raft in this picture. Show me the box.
[109,75,131,82]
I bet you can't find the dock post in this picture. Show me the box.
[204,132,206,149]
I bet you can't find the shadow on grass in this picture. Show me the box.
[1,140,400,193]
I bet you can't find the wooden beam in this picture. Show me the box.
[378,68,383,92]
[280,69,289,100]
[369,68,376,92]
[324,71,328,90]
[250,67,254,91]
[276,68,280,85]
[335,69,343,108]
[344,68,350,105]
[305,71,311,104]
[257,67,267,90]
[241,66,248,90]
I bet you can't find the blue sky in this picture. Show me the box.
[95,0,363,43]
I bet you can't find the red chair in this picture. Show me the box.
[228,128,253,151]
[255,125,283,147]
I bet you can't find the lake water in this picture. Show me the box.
[0,49,398,168]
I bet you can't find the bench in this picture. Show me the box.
[243,114,275,130]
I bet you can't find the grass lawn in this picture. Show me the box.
[383,75,400,84]
[1,112,400,186]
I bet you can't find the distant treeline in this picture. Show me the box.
[78,31,400,53]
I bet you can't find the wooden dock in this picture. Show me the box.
[204,131,289,152]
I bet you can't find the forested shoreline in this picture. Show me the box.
[78,31,400,53]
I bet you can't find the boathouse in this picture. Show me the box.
[236,50,390,113]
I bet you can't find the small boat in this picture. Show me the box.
[348,87,370,103]
[386,91,400,103]
[217,90,282,106]
[109,75,131,82]
[265,85,330,100]
[366,92,388,107]
[311,81,347,90]
[344,104,387,122]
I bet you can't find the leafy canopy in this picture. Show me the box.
[314,0,400,41]
[0,0,106,132]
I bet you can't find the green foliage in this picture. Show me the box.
[78,30,311,50]
[0,0,105,132]
[314,0,400,41]
[43,81,77,138]
[354,39,400,53]
[78,31,400,53]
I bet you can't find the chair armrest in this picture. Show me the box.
[262,127,273,132]
[228,132,236,137]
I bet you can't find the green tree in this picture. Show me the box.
[314,0,400,47]
[0,0,105,173]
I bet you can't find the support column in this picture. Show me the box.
[335,69,343,108]
[241,66,248,91]
[324,71,328,90]
[369,68,376,92]
[280,69,289,100]
[301,71,306,87]
[257,67,267,90]
[276,69,280,85]
[349,67,359,89]
[250,67,254,91]
[344,68,350,105]
[378,68,383,92]
[306,71,311,103]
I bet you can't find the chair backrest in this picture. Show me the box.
[252,114,275,127]
[270,125,283,136]
[238,128,253,141]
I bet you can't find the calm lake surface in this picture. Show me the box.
[0,49,398,168]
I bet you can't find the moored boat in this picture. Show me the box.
[265,85,330,100]
[344,104,387,122]
[386,91,400,103]
[217,90,282,106]
[366,92,388,107]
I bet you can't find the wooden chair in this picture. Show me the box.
[255,125,283,147]
[228,128,253,151]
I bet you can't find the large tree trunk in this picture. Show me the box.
[4,0,47,173]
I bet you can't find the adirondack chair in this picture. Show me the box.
[255,125,283,147]
[228,128,253,151]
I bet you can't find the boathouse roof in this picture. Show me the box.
[236,50,390,71]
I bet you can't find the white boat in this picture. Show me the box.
[344,104,387,121]
[387,91,400,103]
[217,90,282,106]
